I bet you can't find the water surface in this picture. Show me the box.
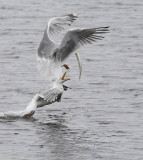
[0,0,143,159]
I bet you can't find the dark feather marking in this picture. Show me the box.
[57,93,62,102]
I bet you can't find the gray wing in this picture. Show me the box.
[56,27,109,61]
[48,14,78,36]
[37,14,78,60]
[39,87,63,103]
[37,27,58,59]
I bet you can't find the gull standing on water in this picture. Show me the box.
[0,14,109,118]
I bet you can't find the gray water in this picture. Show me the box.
[0,0,143,159]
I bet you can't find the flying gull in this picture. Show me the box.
[37,14,109,80]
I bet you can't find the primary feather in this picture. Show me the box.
[56,27,109,61]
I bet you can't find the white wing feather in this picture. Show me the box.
[39,83,63,103]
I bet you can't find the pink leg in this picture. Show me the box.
[23,111,35,117]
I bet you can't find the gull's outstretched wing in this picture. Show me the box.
[38,86,63,104]
[37,27,58,60]
[56,27,109,61]
[37,14,78,60]
[48,14,78,37]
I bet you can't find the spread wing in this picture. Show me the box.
[56,27,109,61]
[37,28,58,60]
[39,86,63,103]
[37,14,78,60]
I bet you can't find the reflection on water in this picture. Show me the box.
[1,0,143,159]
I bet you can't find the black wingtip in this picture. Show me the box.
[94,26,110,34]
[57,93,62,102]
